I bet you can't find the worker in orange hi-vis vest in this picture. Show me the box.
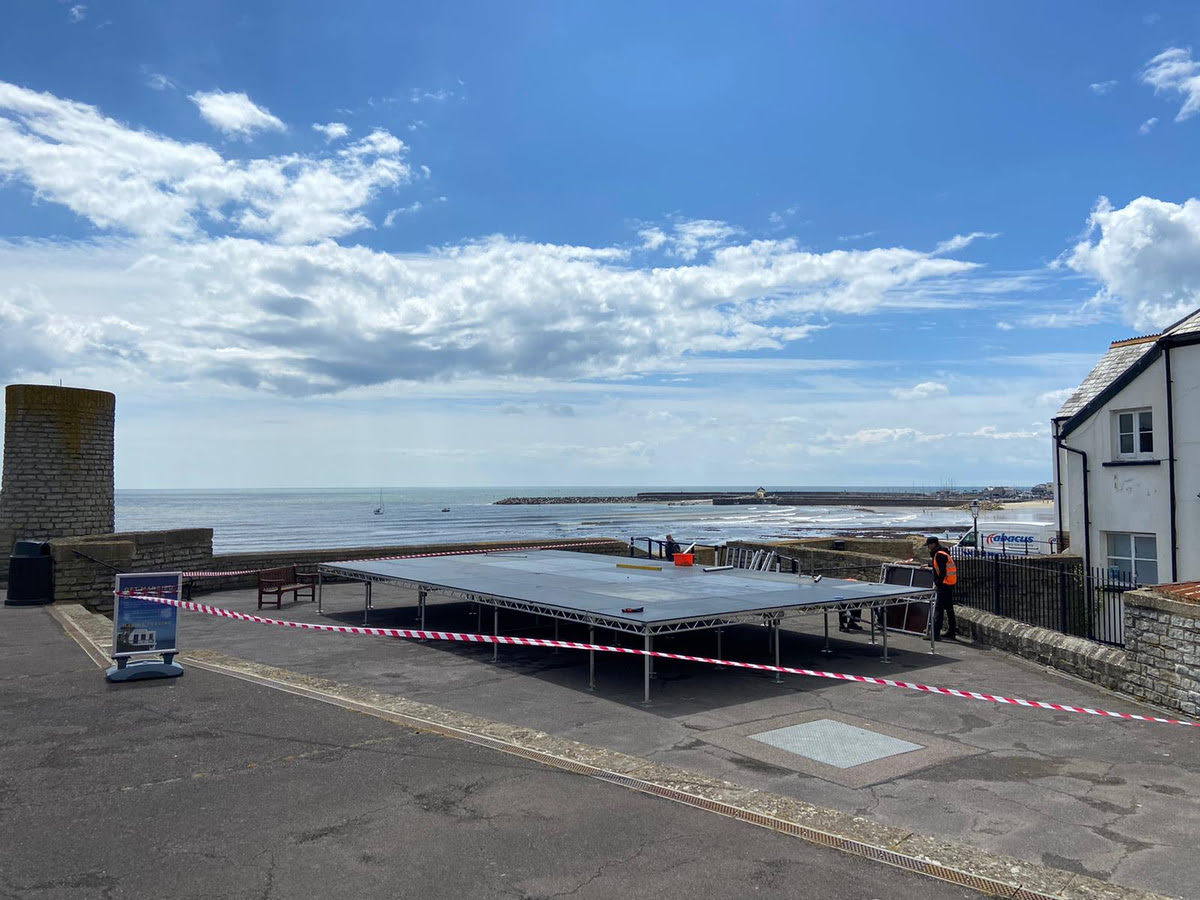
[925,536,958,641]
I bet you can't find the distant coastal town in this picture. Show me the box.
[494,485,1055,507]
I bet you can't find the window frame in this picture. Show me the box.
[1112,407,1154,461]
[1104,531,1158,585]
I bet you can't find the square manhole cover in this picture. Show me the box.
[750,718,924,769]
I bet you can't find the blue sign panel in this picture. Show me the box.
[113,573,180,659]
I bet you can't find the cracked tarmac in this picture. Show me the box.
[16,579,1200,899]
[2,603,989,900]
[161,581,1200,898]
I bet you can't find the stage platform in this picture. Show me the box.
[317,550,936,701]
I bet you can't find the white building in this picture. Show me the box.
[1052,309,1200,586]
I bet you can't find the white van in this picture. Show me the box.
[952,522,1058,557]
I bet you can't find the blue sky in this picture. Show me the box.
[2,1,1200,488]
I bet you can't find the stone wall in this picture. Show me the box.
[1122,589,1200,716]
[786,536,917,560]
[189,538,632,594]
[955,591,1200,717]
[955,606,1128,692]
[726,539,897,582]
[44,535,629,608]
[0,384,115,553]
[50,529,214,610]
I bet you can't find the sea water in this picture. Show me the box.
[115,486,1053,554]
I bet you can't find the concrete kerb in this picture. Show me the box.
[51,602,1174,900]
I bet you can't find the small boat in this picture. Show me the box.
[374,490,384,515]
[441,507,451,512]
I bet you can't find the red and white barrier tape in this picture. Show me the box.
[119,592,1200,729]
[180,541,620,578]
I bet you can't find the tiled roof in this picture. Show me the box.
[1054,338,1158,419]
[1153,582,1200,602]
[1055,304,1200,423]
[1164,308,1200,337]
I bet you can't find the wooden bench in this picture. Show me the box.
[257,566,318,609]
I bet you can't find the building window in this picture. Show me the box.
[1114,409,1153,458]
[1105,532,1158,585]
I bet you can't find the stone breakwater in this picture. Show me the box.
[494,496,645,505]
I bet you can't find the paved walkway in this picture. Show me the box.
[168,581,1199,899]
[2,603,988,900]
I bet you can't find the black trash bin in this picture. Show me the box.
[6,541,54,606]
[831,539,846,551]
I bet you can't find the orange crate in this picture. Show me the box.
[673,553,694,567]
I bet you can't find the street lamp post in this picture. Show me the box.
[970,499,981,557]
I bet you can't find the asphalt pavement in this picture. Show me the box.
[0,603,985,900]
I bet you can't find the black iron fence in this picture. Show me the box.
[954,554,1132,646]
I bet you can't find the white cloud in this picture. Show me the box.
[671,219,741,260]
[845,427,923,444]
[1038,388,1076,407]
[968,424,1044,440]
[312,121,349,142]
[638,226,667,250]
[1065,195,1200,330]
[0,82,1002,400]
[0,82,409,243]
[410,89,456,104]
[189,89,286,139]
[934,232,999,254]
[68,4,86,22]
[1139,116,1159,134]
[640,219,741,260]
[1089,80,1118,95]
[382,202,422,226]
[145,72,175,91]
[891,381,949,401]
[1140,47,1200,122]
[768,206,799,226]
[0,222,984,396]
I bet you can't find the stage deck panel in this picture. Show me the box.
[321,550,930,626]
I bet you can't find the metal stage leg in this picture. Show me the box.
[477,602,482,632]
[929,598,937,654]
[553,619,560,654]
[588,624,596,691]
[643,632,652,704]
[716,628,723,665]
[418,589,426,629]
[363,581,371,625]
[773,620,782,683]
[493,608,499,662]
[821,612,833,654]
[881,614,890,663]
[317,572,323,615]
[869,606,876,644]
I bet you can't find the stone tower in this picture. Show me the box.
[0,384,115,552]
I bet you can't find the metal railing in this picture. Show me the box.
[629,537,719,562]
[954,553,1130,647]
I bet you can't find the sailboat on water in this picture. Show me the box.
[374,490,384,515]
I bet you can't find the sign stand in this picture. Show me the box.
[106,572,185,683]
